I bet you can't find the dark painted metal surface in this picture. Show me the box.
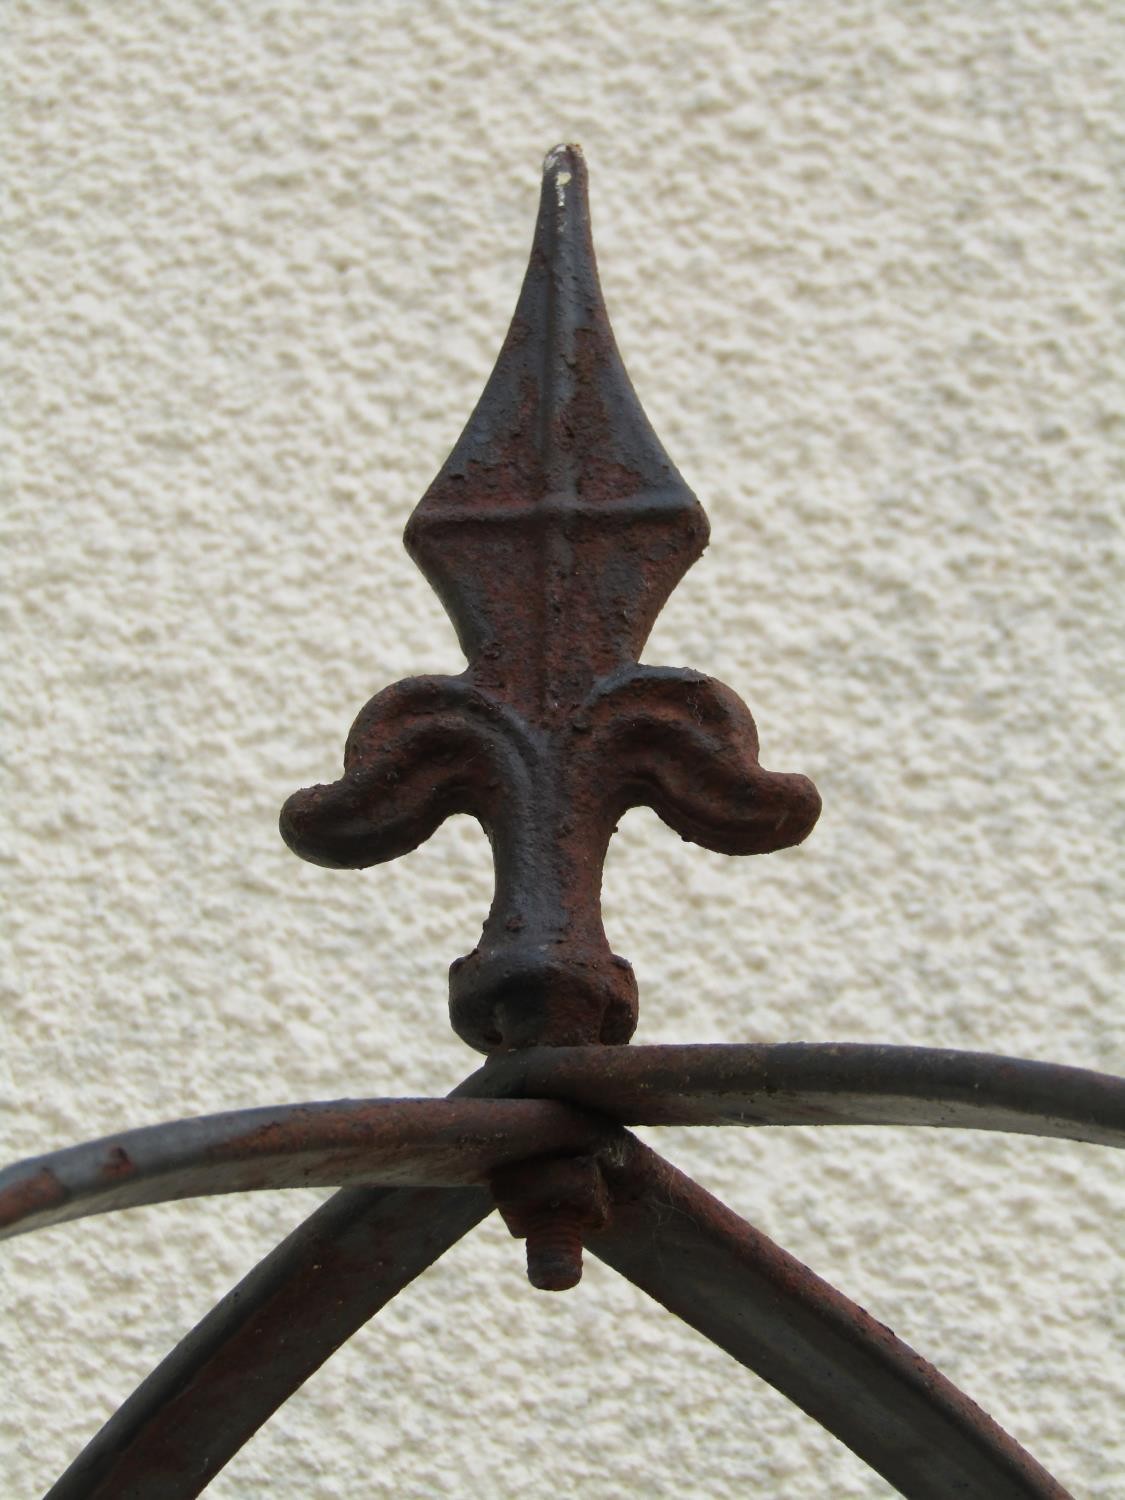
[473,1042,1125,1146]
[36,1063,623,1500]
[45,1183,490,1500]
[6,1042,1115,1247]
[0,1097,610,1241]
[589,1136,1073,1500]
[280,144,819,1053]
[30,1034,1120,1496]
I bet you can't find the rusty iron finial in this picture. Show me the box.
[4,144,1120,1500]
[280,145,821,1052]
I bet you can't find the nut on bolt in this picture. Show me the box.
[490,1155,610,1292]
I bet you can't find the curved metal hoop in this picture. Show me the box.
[7,1044,1120,1243]
[472,1041,1125,1143]
[0,1097,609,1241]
[6,1043,1120,1498]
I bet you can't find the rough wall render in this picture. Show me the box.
[2,2,1122,1496]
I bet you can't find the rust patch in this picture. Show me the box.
[100,1145,135,1182]
[0,1166,66,1230]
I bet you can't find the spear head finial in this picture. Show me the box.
[282,147,820,1052]
[405,144,709,713]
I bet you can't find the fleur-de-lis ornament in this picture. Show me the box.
[281,146,821,1051]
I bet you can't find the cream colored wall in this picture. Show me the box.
[3,2,1122,1496]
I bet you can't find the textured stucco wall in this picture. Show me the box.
[3,2,1123,1496]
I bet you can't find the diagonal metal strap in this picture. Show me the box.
[473,1042,1125,1146]
[41,1064,559,1500]
[0,1096,609,1241]
[45,1183,489,1500]
[588,1135,1072,1500]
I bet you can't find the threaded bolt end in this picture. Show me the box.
[525,1208,584,1291]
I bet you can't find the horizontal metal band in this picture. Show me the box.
[473,1041,1125,1145]
[0,1096,610,1241]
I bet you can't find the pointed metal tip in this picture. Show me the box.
[542,142,584,175]
[541,144,587,213]
[407,140,708,667]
